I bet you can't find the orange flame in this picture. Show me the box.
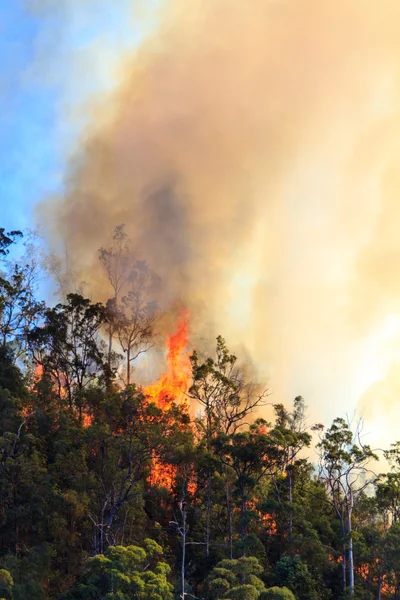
[145,312,194,490]
[28,363,44,390]
[33,363,44,381]
[144,311,191,409]
[82,413,93,428]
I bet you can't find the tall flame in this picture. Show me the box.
[145,311,192,490]
[144,311,191,409]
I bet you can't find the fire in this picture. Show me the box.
[145,312,194,490]
[149,461,177,490]
[82,413,93,428]
[247,499,277,534]
[28,363,44,392]
[144,311,191,409]
[33,363,44,381]
[25,364,45,416]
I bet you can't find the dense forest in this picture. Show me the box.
[1,226,400,600]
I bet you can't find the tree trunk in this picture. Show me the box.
[288,469,293,543]
[205,403,212,561]
[348,533,354,594]
[225,477,233,559]
[241,490,246,549]
[127,346,131,385]
[348,495,354,595]
[99,521,104,555]
[181,505,186,600]
[108,327,113,368]
[377,576,382,600]
[342,545,347,591]
[205,473,211,560]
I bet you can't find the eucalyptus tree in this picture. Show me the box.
[83,385,192,554]
[28,294,111,410]
[99,225,159,379]
[271,397,312,543]
[316,418,378,595]
[0,230,43,363]
[114,260,159,385]
[189,336,268,559]
[0,229,22,257]
[213,419,288,545]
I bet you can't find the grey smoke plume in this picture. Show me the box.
[40,0,400,442]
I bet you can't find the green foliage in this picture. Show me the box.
[28,293,112,404]
[275,555,318,600]
[0,224,399,600]
[62,541,173,600]
[0,261,44,360]
[0,544,52,600]
[208,577,231,598]
[227,584,260,600]
[204,556,265,599]
[0,569,13,600]
[259,587,295,600]
[0,229,22,256]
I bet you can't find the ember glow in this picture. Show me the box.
[144,311,191,410]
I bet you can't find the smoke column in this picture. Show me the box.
[40,0,400,443]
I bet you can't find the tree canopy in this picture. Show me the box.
[0,227,396,600]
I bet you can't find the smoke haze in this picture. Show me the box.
[39,0,400,443]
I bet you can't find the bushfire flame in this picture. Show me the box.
[145,311,193,491]
[144,311,191,410]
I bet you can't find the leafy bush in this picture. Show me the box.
[260,587,296,600]
[204,556,266,599]
[227,583,260,600]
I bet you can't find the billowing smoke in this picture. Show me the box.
[40,0,400,442]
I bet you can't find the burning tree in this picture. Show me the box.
[84,384,192,555]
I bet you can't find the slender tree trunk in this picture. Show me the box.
[348,533,354,594]
[13,485,19,554]
[342,545,347,591]
[108,327,113,367]
[377,576,382,600]
[288,469,293,543]
[205,404,212,561]
[93,525,98,556]
[348,497,354,595]
[120,510,128,546]
[99,524,104,555]
[127,346,131,385]
[181,504,186,600]
[225,477,233,559]
[99,505,106,555]
[241,490,246,549]
[205,473,211,560]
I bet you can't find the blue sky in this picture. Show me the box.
[0,0,159,232]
